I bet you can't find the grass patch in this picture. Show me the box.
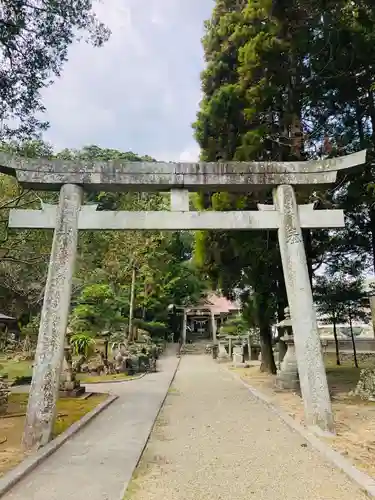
[323,352,375,397]
[122,459,150,499]
[0,357,143,385]
[78,373,141,384]
[0,392,108,477]
[0,359,32,382]
[167,386,179,395]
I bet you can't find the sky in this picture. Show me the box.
[41,0,214,162]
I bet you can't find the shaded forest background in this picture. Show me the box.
[1,0,375,372]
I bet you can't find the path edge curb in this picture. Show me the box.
[82,373,147,385]
[226,366,375,498]
[119,356,181,500]
[0,393,118,498]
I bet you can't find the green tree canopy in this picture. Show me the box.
[0,1,110,140]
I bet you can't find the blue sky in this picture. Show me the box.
[41,0,214,161]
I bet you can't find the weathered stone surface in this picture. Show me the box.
[276,343,299,391]
[274,184,334,432]
[0,378,10,415]
[210,312,217,344]
[170,189,189,211]
[182,310,187,345]
[369,296,375,337]
[0,150,366,192]
[217,342,229,362]
[350,368,375,401]
[275,308,299,391]
[9,206,345,231]
[22,183,83,451]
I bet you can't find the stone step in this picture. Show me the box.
[180,342,209,355]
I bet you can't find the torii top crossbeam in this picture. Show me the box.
[0,150,367,192]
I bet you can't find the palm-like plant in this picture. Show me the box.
[70,333,95,358]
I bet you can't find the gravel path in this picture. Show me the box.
[126,355,368,500]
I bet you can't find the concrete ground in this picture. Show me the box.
[3,352,179,500]
[126,355,369,500]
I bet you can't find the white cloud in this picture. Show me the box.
[179,145,200,162]
[41,0,214,160]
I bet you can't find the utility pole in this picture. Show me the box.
[128,266,136,340]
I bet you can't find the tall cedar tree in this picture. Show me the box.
[193,0,373,372]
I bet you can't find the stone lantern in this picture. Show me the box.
[59,327,85,397]
[275,307,299,391]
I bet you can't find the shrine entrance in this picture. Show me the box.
[0,148,366,449]
[183,293,240,343]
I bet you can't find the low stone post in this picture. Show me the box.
[273,184,334,433]
[232,344,243,366]
[275,308,299,391]
[369,295,375,338]
[182,309,187,345]
[277,331,288,370]
[22,184,83,450]
[247,334,252,361]
[211,311,217,344]
[228,336,233,358]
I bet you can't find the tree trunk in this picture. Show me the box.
[253,288,277,374]
[276,272,288,367]
[259,322,277,374]
[276,271,288,322]
[302,229,313,287]
[333,318,340,366]
[349,313,359,368]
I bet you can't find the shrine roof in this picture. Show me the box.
[186,293,240,315]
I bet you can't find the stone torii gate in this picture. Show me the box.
[0,149,366,450]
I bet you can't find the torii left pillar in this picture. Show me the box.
[22,184,82,450]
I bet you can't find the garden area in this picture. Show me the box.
[0,176,208,477]
[0,392,108,477]
[234,352,375,478]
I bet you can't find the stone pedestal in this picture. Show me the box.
[276,334,299,391]
[22,184,83,451]
[278,337,287,370]
[232,345,244,367]
[217,341,229,362]
[59,339,85,399]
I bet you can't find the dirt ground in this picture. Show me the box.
[0,393,108,477]
[234,352,375,478]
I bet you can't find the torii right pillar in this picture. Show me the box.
[273,184,334,433]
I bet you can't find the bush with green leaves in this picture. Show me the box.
[219,315,248,337]
[70,333,96,358]
[134,319,169,338]
[70,283,125,335]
